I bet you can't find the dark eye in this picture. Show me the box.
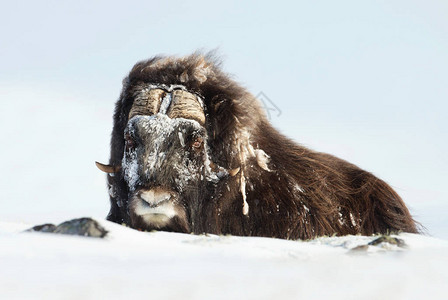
[125,134,136,152]
[191,137,203,150]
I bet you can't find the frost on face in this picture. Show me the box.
[122,120,140,192]
[123,147,140,192]
[178,131,185,147]
[122,114,221,193]
[202,144,220,183]
[159,93,172,115]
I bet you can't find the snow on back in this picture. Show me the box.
[350,212,357,227]
[293,183,304,194]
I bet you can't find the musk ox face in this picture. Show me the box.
[123,114,220,232]
[102,83,231,232]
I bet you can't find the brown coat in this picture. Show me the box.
[103,53,419,240]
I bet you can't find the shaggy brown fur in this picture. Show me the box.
[103,53,419,240]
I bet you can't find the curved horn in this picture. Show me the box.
[95,161,121,173]
[129,88,165,119]
[210,161,241,177]
[228,167,241,177]
[167,90,205,125]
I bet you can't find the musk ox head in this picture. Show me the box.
[96,53,262,233]
[122,110,221,232]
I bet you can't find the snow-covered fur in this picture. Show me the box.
[104,53,418,239]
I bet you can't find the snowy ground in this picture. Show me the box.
[1,220,448,300]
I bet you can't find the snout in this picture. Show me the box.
[132,187,177,218]
[139,188,174,208]
[129,187,186,230]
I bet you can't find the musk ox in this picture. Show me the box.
[96,53,418,240]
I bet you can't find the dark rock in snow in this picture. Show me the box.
[368,235,406,247]
[27,223,57,233]
[349,234,407,253]
[26,218,108,238]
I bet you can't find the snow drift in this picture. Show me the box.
[1,220,447,300]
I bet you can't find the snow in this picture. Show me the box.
[178,131,185,147]
[159,92,172,115]
[254,148,271,171]
[1,220,448,300]
[240,171,249,215]
[350,212,357,227]
[122,132,140,192]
